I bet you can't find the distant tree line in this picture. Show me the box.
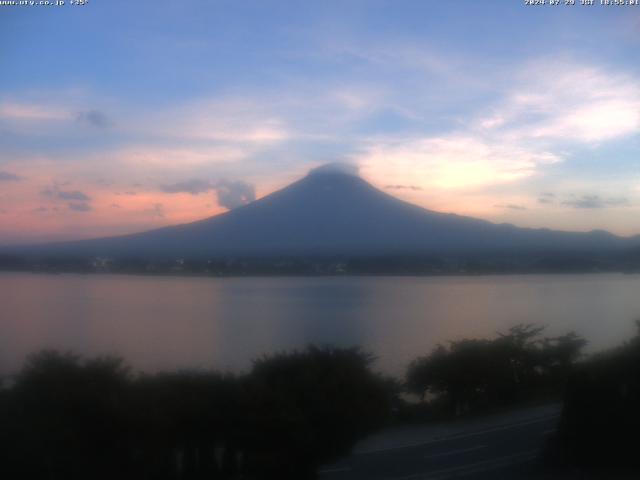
[3,251,640,276]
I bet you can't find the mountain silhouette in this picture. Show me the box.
[9,163,640,259]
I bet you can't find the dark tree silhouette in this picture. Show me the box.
[127,371,244,479]
[3,351,131,479]
[244,346,396,479]
[548,321,640,474]
[406,324,587,417]
[0,346,396,480]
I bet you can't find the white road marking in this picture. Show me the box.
[357,414,559,455]
[318,466,352,474]
[423,445,487,460]
[389,450,539,480]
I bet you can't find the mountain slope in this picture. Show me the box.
[10,165,639,258]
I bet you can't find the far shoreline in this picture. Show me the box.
[1,268,638,280]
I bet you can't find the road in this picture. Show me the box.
[318,404,561,480]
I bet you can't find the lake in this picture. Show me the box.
[1,272,639,377]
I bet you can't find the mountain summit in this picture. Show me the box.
[10,164,639,259]
[307,162,360,177]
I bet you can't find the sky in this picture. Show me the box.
[1,0,639,244]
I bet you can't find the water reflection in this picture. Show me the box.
[1,272,639,376]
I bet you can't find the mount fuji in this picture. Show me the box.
[5,163,639,265]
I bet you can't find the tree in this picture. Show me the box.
[406,324,587,417]
[244,346,396,478]
[4,351,131,479]
[549,321,640,472]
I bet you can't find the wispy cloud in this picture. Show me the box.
[476,60,640,144]
[494,203,527,211]
[0,171,21,182]
[144,98,290,143]
[160,179,212,195]
[145,203,165,218]
[0,102,69,121]
[385,184,423,191]
[160,178,256,210]
[42,186,91,202]
[76,110,112,128]
[562,195,629,209]
[214,180,255,210]
[68,202,92,212]
[538,193,555,204]
[360,135,561,190]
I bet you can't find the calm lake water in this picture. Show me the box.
[1,272,639,377]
